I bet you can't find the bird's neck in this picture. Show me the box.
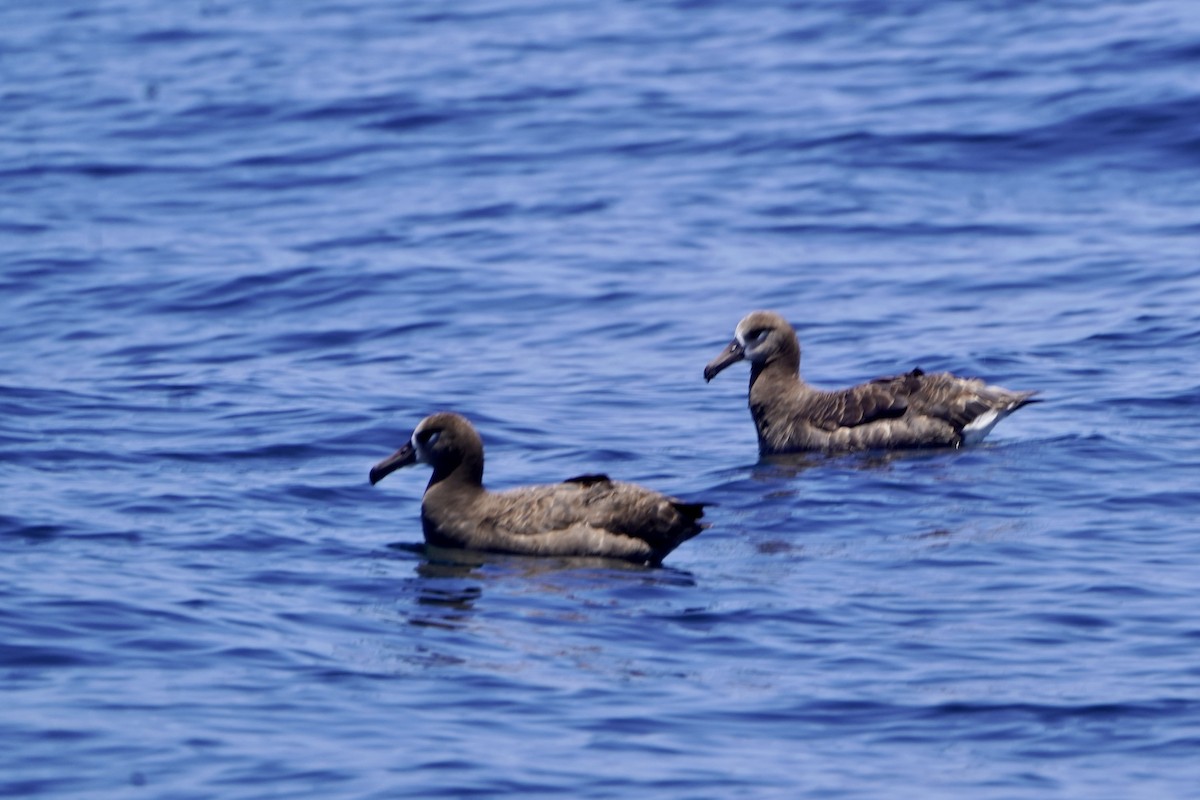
[427,457,484,493]
[749,354,802,396]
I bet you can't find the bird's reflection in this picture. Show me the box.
[705,450,921,494]
[387,541,696,630]
[754,446,963,477]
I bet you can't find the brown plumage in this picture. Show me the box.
[704,311,1040,455]
[369,413,706,565]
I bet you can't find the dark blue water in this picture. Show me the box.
[4,0,1200,796]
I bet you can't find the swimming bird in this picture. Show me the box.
[704,310,1039,454]
[369,412,706,565]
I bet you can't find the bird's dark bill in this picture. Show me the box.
[369,442,417,485]
[704,340,745,382]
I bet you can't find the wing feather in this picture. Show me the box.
[804,368,1019,435]
[808,374,913,430]
[485,479,704,550]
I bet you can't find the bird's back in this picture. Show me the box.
[753,367,1038,453]
[423,474,705,564]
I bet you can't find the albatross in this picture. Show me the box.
[370,412,706,565]
[704,310,1039,454]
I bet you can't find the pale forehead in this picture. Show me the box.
[736,312,784,337]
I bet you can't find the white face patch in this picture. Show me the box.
[411,429,440,462]
[736,324,772,360]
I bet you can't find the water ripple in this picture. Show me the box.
[3,0,1200,797]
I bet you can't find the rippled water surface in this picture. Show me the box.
[4,1,1200,797]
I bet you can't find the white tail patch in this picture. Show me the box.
[961,408,1004,445]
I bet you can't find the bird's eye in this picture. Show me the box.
[415,429,441,446]
[749,328,769,342]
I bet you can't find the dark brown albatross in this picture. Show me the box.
[704,311,1040,455]
[369,412,706,565]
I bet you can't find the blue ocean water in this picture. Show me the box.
[3,0,1200,796]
